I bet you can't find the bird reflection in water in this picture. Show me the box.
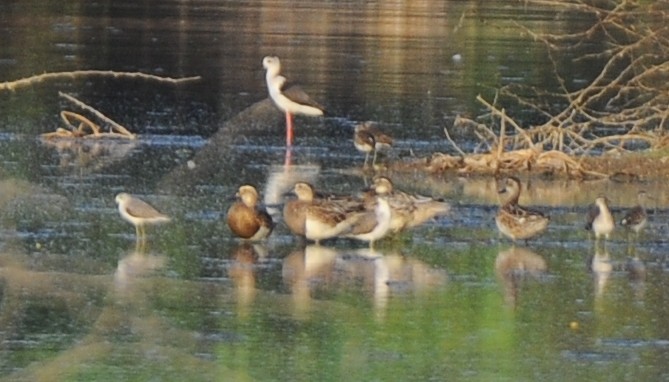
[229,243,270,318]
[625,246,647,303]
[282,245,338,319]
[333,248,390,319]
[495,246,547,308]
[589,246,612,299]
[263,163,320,219]
[282,245,447,321]
[114,249,167,299]
[108,249,170,342]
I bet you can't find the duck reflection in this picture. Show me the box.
[333,248,390,318]
[282,245,447,320]
[282,245,338,318]
[229,243,271,318]
[495,246,547,307]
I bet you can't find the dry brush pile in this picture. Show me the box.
[0,71,199,140]
[428,0,669,179]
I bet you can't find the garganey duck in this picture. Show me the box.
[283,182,365,245]
[361,177,450,233]
[495,177,550,242]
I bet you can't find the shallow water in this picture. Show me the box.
[1,1,669,381]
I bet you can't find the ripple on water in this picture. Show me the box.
[139,134,207,148]
[599,338,669,349]
[561,349,639,364]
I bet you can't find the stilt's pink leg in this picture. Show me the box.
[285,112,294,147]
[284,146,293,167]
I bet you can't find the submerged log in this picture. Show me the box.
[159,97,287,193]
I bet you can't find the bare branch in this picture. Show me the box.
[0,70,200,92]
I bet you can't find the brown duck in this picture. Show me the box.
[495,177,550,242]
[227,185,274,241]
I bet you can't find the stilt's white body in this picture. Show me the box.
[263,56,323,117]
[266,75,323,116]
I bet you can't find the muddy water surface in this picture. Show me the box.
[1,1,668,381]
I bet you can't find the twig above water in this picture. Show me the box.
[57,92,135,139]
[0,70,200,92]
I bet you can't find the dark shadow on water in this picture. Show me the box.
[159,98,287,193]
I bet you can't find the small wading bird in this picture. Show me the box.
[353,121,393,168]
[388,178,451,232]
[495,177,550,242]
[361,177,450,234]
[115,193,171,249]
[620,190,650,241]
[227,185,274,241]
[263,56,325,148]
[345,177,393,249]
[585,196,615,241]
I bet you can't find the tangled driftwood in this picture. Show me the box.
[41,93,136,140]
[430,0,669,179]
[0,70,200,140]
[423,149,605,179]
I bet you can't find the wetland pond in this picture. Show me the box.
[1,1,669,381]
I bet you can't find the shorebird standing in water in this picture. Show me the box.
[345,177,393,249]
[361,176,450,234]
[115,193,171,250]
[585,196,615,242]
[621,190,651,242]
[353,121,393,168]
[262,56,324,148]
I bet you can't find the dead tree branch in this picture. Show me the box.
[0,70,200,92]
